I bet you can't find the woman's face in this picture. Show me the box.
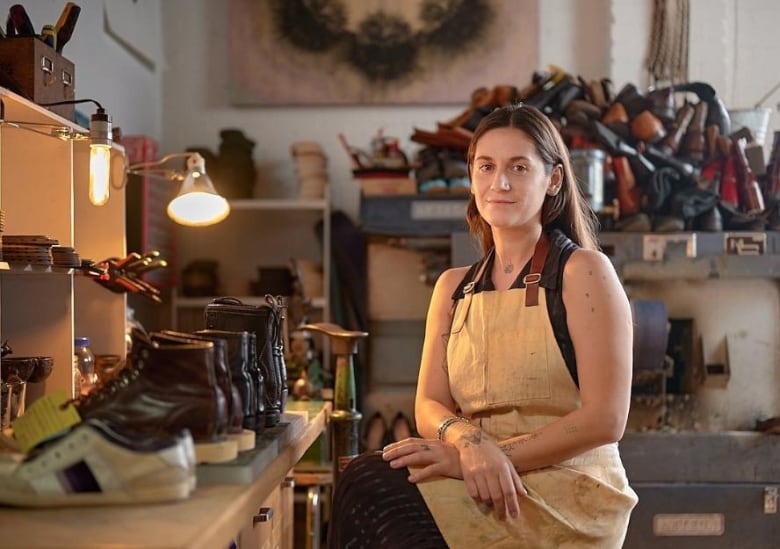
[470,127,560,231]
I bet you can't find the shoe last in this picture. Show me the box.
[363,412,387,451]
[391,412,415,442]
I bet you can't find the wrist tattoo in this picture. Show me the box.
[564,423,577,434]
[460,429,483,446]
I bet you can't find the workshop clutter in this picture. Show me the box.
[290,141,329,199]
[0,3,81,120]
[339,131,417,196]
[0,235,169,303]
[411,66,780,232]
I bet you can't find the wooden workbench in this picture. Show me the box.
[0,401,329,549]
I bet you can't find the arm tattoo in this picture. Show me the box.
[499,432,540,456]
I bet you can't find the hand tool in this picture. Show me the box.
[9,4,35,36]
[4,13,14,37]
[54,2,80,53]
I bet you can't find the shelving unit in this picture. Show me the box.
[171,194,331,332]
[0,87,127,400]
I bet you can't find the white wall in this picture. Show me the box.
[0,0,163,137]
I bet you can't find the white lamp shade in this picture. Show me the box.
[166,166,230,227]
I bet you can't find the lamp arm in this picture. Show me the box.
[120,152,198,190]
[127,152,195,172]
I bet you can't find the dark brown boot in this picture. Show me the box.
[75,329,236,463]
[155,331,253,452]
[195,329,260,433]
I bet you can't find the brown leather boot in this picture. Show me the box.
[74,329,236,463]
[195,329,259,433]
[155,331,253,452]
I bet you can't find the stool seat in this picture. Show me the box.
[301,322,368,355]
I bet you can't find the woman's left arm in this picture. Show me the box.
[498,248,634,471]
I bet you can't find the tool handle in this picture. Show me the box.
[54,2,80,53]
[9,4,35,36]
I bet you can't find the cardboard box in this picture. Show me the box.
[368,242,433,320]
[359,176,417,196]
[0,37,76,121]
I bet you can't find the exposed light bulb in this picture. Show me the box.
[89,144,111,205]
[89,107,112,206]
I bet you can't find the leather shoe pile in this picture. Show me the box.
[412,66,779,231]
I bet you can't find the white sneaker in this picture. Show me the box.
[0,419,196,507]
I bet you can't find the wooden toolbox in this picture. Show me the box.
[0,37,75,121]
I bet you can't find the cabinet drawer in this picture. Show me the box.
[239,476,295,548]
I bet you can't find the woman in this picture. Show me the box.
[329,104,637,548]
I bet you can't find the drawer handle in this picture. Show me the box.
[40,55,53,74]
[253,507,274,525]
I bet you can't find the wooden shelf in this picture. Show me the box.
[229,198,329,211]
[173,295,326,309]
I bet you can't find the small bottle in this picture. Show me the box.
[73,337,97,396]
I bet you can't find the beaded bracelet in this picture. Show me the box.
[436,415,471,441]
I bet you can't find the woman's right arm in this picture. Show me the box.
[414,266,469,437]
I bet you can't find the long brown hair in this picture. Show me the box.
[465,103,599,253]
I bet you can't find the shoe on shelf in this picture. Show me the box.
[75,328,237,464]
[0,419,195,507]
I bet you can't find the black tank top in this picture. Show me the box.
[451,229,580,386]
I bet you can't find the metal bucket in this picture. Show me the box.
[728,107,772,145]
[570,148,606,212]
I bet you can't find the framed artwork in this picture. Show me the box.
[229,0,539,105]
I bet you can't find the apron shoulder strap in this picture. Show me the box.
[523,232,550,307]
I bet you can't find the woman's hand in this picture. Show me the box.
[382,433,526,520]
[382,437,462,481]
[454,428,526,520]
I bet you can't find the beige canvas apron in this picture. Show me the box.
[417,246,638,548]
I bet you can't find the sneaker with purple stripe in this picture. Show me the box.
[0,419,195,507]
